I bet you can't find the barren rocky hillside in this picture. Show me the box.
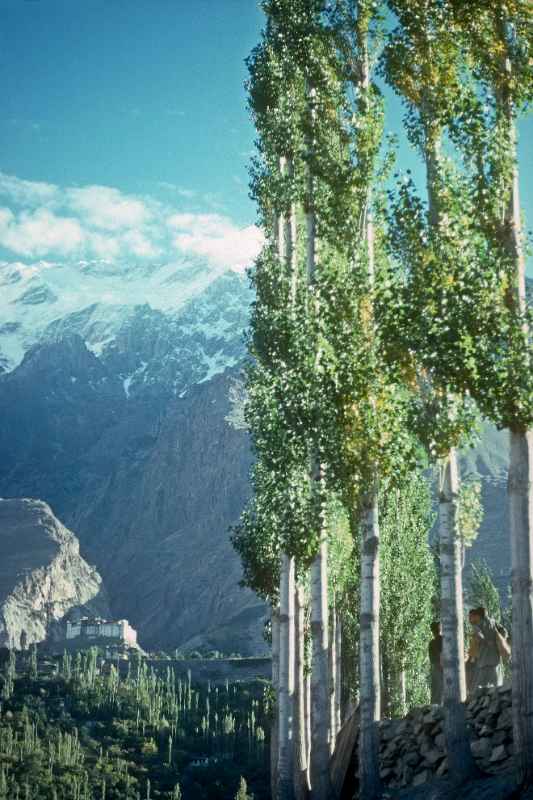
[0,498,108,648]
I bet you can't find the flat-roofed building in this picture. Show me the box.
[66,617,137,646]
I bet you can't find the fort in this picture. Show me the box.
[66,617,138,647]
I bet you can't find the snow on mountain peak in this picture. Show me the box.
[0,256,252,397]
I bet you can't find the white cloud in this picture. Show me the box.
[0,207,84,258]
[0,173,58,206]
[120,229,161,259]
[0,170,263,271]
[86,231,122,260]
[168,213,231,237]
[168,213,264,272]
[66,185,150,231]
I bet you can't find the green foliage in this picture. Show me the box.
[380,0,485,456]
[239,0,424,590]
[236,0,531,767]
[458,478,484,551]
[380,470,436,714]
[0,652,269,800]
[466,560,502,623]
[382,0,532,432]
[327,498,354,599]
[238,0,460,730]
[237,0,354,578]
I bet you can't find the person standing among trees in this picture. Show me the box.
[466,607,510,692]
[428,622,443,705]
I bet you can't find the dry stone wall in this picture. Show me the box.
[354,684,514,791]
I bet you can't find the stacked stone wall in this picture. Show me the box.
[364,684,514,790]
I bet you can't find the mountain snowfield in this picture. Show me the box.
[0,256,252,394]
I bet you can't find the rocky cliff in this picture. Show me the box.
[0,498,108,648]
[0,332,265,654]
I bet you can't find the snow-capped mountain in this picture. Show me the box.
[0,257,252,392]
[0,255,263,654]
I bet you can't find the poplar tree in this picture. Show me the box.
[242,5,326,797]
[244,10,306,796]
[382,0,481,782]
[446,2,533,786]
[244,4,354,798]
[383,0,531,786]
[317,2,417,794]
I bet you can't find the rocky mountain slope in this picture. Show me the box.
[0,256,235,371]
[0,259,528,652]
[0,498,108,648]
[0,260,266,654]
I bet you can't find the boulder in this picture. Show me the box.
[471,738,492,760]
[490,744,508,763]
[413,769,432,786]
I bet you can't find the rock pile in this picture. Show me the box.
[372,684,514,790]
[467,685,513,772]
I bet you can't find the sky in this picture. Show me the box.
[0,0,530,273]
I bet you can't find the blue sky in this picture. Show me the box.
[0,0,262,220]
[0,0,530,271]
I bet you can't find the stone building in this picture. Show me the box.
[66,617,137,646]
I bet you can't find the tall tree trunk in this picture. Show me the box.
[497,37,533,785]
[294,584,309,800]
[335,610,342,731]
[359,487,382,800]
[497,25,528,327]
[310,533,330,799]
[356,20,382,795]
[423,104,478,784]
[305,657,311,779]
[304,79,330,800]
[271,606,281,797]
[509,429,533,787]
[277,150,299,800]
[506,147,533,784]
[329,598,338,754]
[279,554,296,800]
[439,449,478,781]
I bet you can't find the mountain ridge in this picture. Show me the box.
[0,257,262,653]
[0,257,250,372]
